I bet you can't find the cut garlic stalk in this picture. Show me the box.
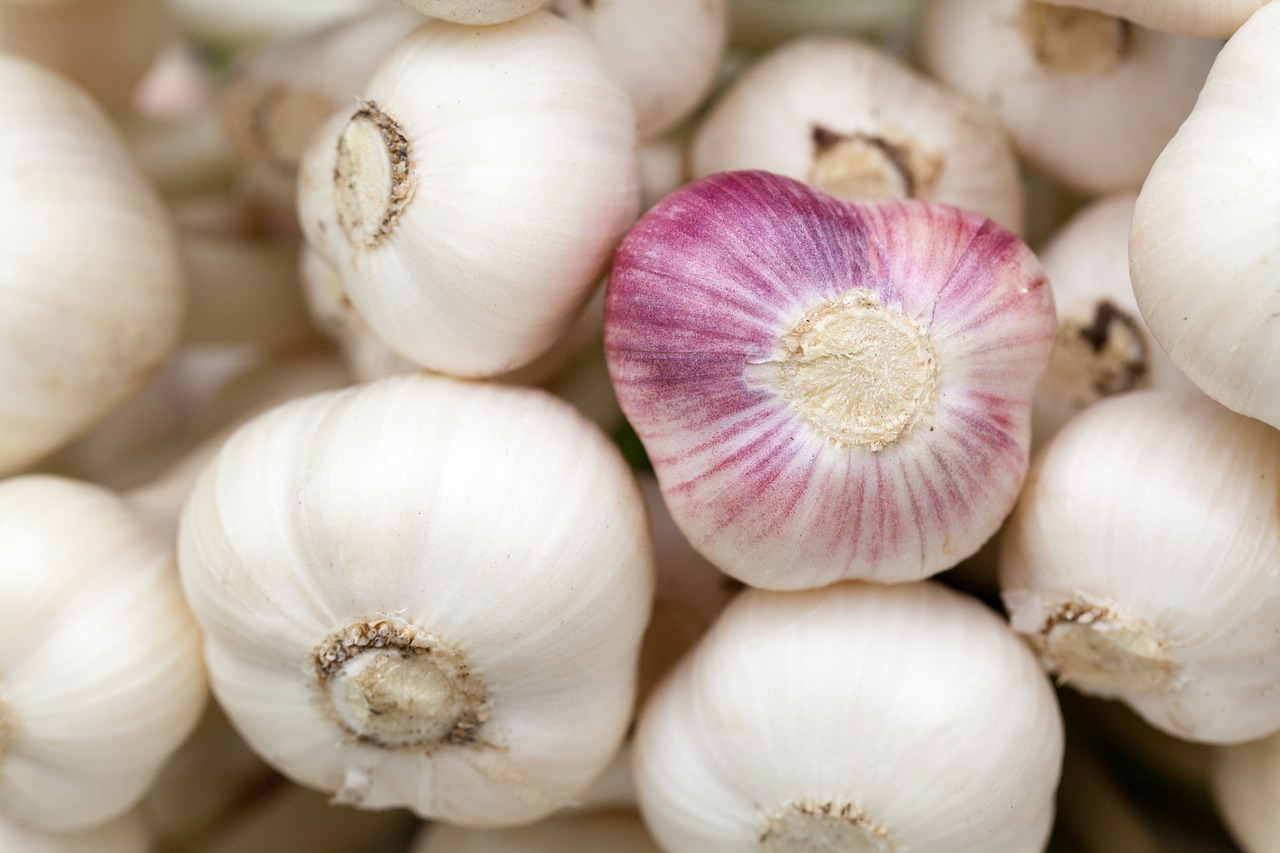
[692,36,1024,233]
[297,13,639,377]
[178,374,654,824]
[1034,0,1265,38]
[414,811,659,852]
[0,56,185,476]
[395,0,547,24]
[0,811,149,853]
[1001,390,1280,743]
[1212,731,1280,852]
[606,171,1055,588]
[1129,1,1280,432]
[633,581,1064,851]
[918,0,1218,194]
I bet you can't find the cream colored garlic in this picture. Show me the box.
[395,0,546,23]
[0,56,185,476]
[918,0,1219,194]
[1212,731,1280,852]
[1035,0,1264,38]
[0,811,149,853]
[691,36,1024,233]
[639,131,689,212]
[122,111,237,197]
[1129,2,1280,432]
[727,0,924,52]
[633,581,1063,852]
[0,476,207,833]
[178,374,654,824]
[1032,192,1199,445]
[414,811,660,852]
[297,13,639,377]
[549,0,727,139]
[170,0,389,46]
[1001,390,1280,744]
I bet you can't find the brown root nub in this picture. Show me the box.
[1048,299,1148,406]
[808,124,944,201]
[1020,2,1131,75]
[334,100,416,249]
[1037,599,1177,694]
[761,799,895,852]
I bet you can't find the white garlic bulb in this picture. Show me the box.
[633,581,1064,851]
[692,36,1025,233]
[170,0,389,46]
[414,812,660,852]
[297,12,639,378]
[1212,731,1280,852]
[1129,1,1280,432]
[395,0,547,24]
[1033,0,1265,38]
[0,56,185,474]
[918,0,1219,194]
[0,476,206,832]
[178,374,654,824]
[1001,390,1280,744]
[0,811,149,853]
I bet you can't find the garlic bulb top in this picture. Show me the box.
[178,374,655,825]
[1129,1,1280,432]
[606,171,1055,589]
[633,581,1064,852]
[395,0,548,24]
[0,55,185,476]
[692,36,1025,233]
[1035,0,1265,38]
[1001,390,1280,744]
[0,476,206,832]
[297,13,639,378]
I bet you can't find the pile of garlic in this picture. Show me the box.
[0,0,1277,850]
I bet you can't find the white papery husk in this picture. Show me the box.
[1001,390,1280,744]
[177,374,654,825]
[1035,0,1265,38]
[0,811,149,853]
[1212,730,1280,852]
[633,581,1063,852]
[413,811,659,852]
[692,36,1025,233]
[1129,1,1280,432]
[0,477,206,832]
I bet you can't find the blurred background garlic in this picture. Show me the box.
[168,0,390,47]
[0,811,150,853]
[633,581,1064,851]
[1212,730,1280,852]
[178,374,655,825]
[413,812,659,852]
[1032,0,1265,38]
[394,0,546,24]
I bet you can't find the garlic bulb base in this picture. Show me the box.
[761,802,894,852]
[1020,2,1130,75]
[808,126,942,202]
[315,618,491,751]
[1038,599,1177,694]
[336,102,415,249]
[1047,299,1147,405]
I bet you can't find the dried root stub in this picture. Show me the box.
[605,170,1055,589]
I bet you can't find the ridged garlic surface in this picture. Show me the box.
[1212,731,1280,852]
[1129,2,1280,432]
[633,581,1064,852]
[178,374,654,824]
[1036,0,1265,38]
[918,0,1219,194]
[414,812,659,852]
[297,13,639,378]
[692,37,1024,233]
[396,0,547,24]
[606,171,1055,589]
[0,56,185,475]
[0,477,206,832]
[1001,391,1280,744]
[0,811,148,853]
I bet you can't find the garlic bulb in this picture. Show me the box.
[1001,390,1280,744]
[633,581,1064,851]
[1212,731,1280,852]
[692,36,1025,233]
[0,476,206,832]
[1129,2,1280,432]
[395,0,547,24]
[297,13,639,377]
[178,374,654,824]
[170,0,389,46]
[414,812,660,852]
[1034,0,1265,38]
[918,0,1219,194]
[727,0,924,52]
[0,56,185,476]
[549,0,727,139]
[606,170,1055,589]
[0,812,148,853]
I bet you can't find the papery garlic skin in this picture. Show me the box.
[1036,0,1265,38]
[396,0,547,24]
[178,374,654,825]
[0,811,148,853]
[633,582,1063,852]
[692,37,1025,233]
[1212,731,1280,852]
[918,0,1218,195]
[1001,391,1280,744]
[298,13,639,377]
[414,812,659,852]
[1129,2,1280,432]
[606,171,1055,589]
[0,477,206,832]
[0,56,185,476]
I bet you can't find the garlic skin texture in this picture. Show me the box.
[1035,0,1265,38]
[298,13,639,378]
[0,56,185,476]
[0,811,148,853]
[692,37,1025,233]
[633,581,1064,852]
[1001,391,1280,744]
[396,0,548,24]
[414,812,659,852]
[1212,731,1280,852]
[1129,2,1280,432]
[918,0,1219,195]
[177,374,655,824]
[0,476,206,832]
[606,171,1056,589]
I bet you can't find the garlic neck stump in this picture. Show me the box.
[808,126,942,202]
[761,801,894,852]
[1037,600,1177,694]
[1020,2,1130,75]
[335,101,414,249]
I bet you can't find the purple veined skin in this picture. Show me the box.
[605,170,1056,589]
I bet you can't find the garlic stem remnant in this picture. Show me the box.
[1035,0,1265,38]
[919,0,1218,194]
[1000,391,1280,743]
[1212,731,1280,851]
[1129,1,1280,432]
[606,171,1055,589]
[178,374,654,824]
[396,0,549,24]
[691,37,1024,233]
[633,582,1064,852]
